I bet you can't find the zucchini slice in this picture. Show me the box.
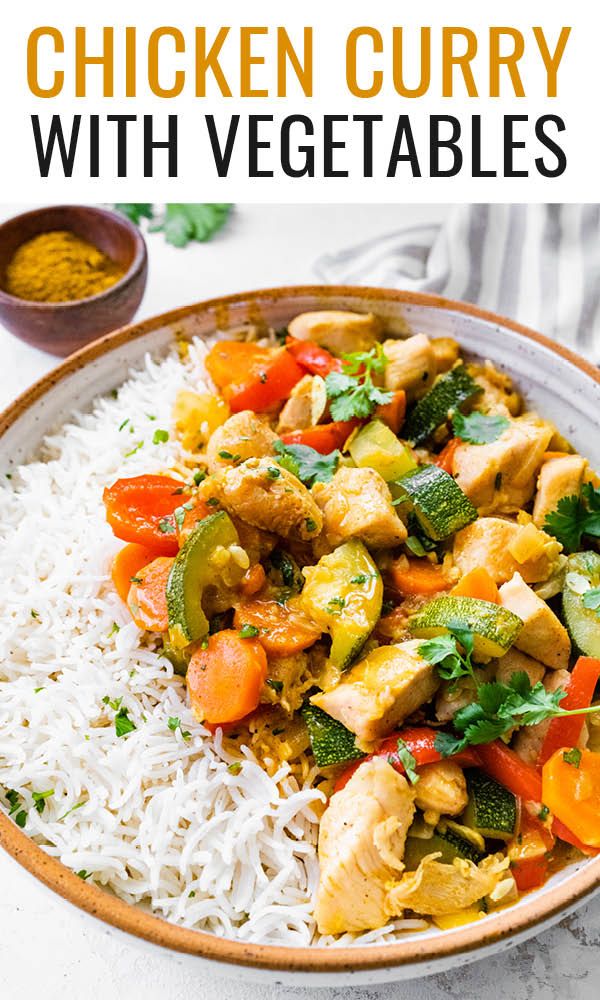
[562,551,600,658]
[166,510,239,648]
[348,419,417,482]
[301,540,383,671]
[409,595,523,660]
[462,769,518,841]
[403,365,482,446]
[394,464,478,540]
[404,826,486,869]
[301,703,365,767]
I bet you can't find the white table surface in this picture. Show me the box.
[1,202,598,999]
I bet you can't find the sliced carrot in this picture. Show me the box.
[239,563,267,597]
[177,497,212,545]
[375,390,406,435]
[389,559,450,597]
[435,437,461,475]
[186,629,268,725]
[233,598,321,656]
[111,543,160,603]
[127,556,174,632]
[451,567,500,604]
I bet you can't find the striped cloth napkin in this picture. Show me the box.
[315,205,600,362]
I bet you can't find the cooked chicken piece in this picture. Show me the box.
[453,416,553,515]
[494,648,545,687]
[205,411,277,474]
[315,758,416,934]
[232,519,277,565]
[453,517,561,584]
[312,640,439,745]
[532,454,587,527]
[312,466,407,549]
[414,761,468,817]
[386,853,508,917]
[382,334,436,400]
[277,375,317,434]
[287,310,382,356]
[513,669,588,763]
[431,337,460,373]
[469,362,521,417]
[435,667,493,723]
[499,572,570,670]
[202,457,323,541]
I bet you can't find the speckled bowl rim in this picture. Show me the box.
[1,284,599,975]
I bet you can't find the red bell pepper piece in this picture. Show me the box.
[333,727,480,793]
[205,341,304,413]
[512,856,549,892]
[286,337,343,377]
[435,437,461,475]
[280,420,360,454]
[538,657,600,766]
[477,741,599,856]
[103,475,186,555]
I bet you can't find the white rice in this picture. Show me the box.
[0,338,425,946]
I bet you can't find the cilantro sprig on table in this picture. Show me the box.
[325,345,393,421]
[114,204,232,248]
[451,411,510,445]
[418,629,600,756]
[274,440,340,487]
[544,483,600,553]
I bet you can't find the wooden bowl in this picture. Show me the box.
[0,205,147,357]
[1,286,600,985]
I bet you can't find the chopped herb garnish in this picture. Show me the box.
[118,418,130,431]
[305,518,318,533]
[227,762,242,775]
[34,687,44,693]
[545,483,600,553]
[582,587,600,616]
[350,573,378,585]
[30,609,39,619]
[6,789,22,816]
[392,739,419,785]
[76,869,92,880]
[266,466,281,479]
[419,626,476,684]
[325,596,346,615]
[272,727,285,736]
[158,517,176,534]
[58,801,86,821]
[538,804,550,822]
[219,450,234,459]
[152,428,169,445]
[130,576,143,585]
[207,497,220,507]
[239,624,260,639]
[193,469,207,485]
[274,440,339,487]
[266,678,284,693]
[32,789,54,814]
[115,707,136,738]
[188,890,196,898]
[325,344,393,421]
[563,748,582,768]
[108,622,120,637]
[125,441,144,458]
[452,411,510,445]
[168,717,191,740]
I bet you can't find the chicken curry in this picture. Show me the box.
[103,310,600,936]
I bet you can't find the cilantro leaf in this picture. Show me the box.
[393,738,419,785]
[114,203,154,225]
[150,204,232,248]
[115,707,136,738]
[545,485,600,553]
[32,789,54,815]
[451,411,510,445]
[325,345,393,421]
[563,748,582,767]
[274,440,339,487]
[583,587,600,615]
[418,625,475,683]
[434,731,469,757]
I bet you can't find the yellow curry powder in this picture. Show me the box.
[5,230,125,303]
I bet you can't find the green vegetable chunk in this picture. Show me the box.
[562,551,600,657]
[409,595,523,661]
[166,511,239,648]
[301,540,382,672]
[462,769,517,841]
[404,826,485,869]
[394,464,478,541]
[301,704,365,767]
[348,419,416,482]
[403,365,482,446]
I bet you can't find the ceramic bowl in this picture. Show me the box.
[1,286,599,987]
[0,205,147,356]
